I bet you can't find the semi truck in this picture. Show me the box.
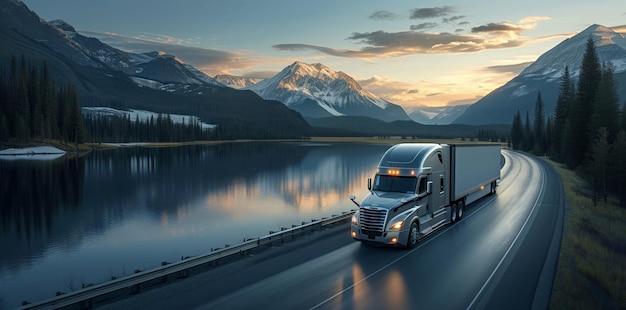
[349,143,501,248]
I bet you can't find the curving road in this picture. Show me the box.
[102,150,563,310]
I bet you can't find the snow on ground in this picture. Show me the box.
[100,142,150,147]
[0,146,66,160]
[82,107,217,130]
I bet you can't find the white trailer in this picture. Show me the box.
[350,143,501,248]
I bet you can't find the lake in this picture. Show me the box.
[0,141,391,308]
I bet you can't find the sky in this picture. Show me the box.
[20,0,626,109]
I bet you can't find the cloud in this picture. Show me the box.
[443,15,466,24]
[80,31,262,75]
[274,11,548,60]
[273,26,531,58]
[369,10,399,21]
[410,23,438,31]
[241,70,277,79]
[471,22,534,34]
[410,6,455,19]
[518,16,551,24]
[358,76,422,103]
[486,62,533,75]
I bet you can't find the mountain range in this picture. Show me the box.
[217,70,465,124]
[0,0,312,139]
[456,24,626,125]
[2,0,625,136]
[212,25,626,126]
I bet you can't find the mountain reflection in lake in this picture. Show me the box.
[0,142,389,308]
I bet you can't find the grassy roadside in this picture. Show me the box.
[544,158,626,309]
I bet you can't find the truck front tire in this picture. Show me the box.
[406,222,419,249]
[451,204,458,223]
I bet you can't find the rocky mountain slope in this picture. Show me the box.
[247,61,412,122]
[455,24,626,125]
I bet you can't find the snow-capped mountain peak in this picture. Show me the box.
[214,75,262,89]
[519,24,626,81]
[247,61,410,122]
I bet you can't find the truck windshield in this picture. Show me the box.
[373,175,417,193]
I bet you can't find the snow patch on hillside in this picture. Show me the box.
[82,107,216,129]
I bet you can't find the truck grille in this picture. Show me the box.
[359,207,387,234]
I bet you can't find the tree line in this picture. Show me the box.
[510,37,626,206]
[0,55,221,145]
[0,55,85,144]
[83,113,214,143]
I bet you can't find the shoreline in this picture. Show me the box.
[0,137,499,158]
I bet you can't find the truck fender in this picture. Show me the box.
[387,207,418,231]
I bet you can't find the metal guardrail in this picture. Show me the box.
[22,210,356,310]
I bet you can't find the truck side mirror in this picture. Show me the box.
[368,178,372,190]
[349,195,360,207]
[427,181,432,195]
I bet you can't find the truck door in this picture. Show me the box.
[437,174,446,209]
[416,175,429,216]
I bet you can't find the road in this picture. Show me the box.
[102,150,563,310]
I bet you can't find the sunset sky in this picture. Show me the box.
[21,0,626,108]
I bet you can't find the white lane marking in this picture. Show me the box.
[466,155,546,309]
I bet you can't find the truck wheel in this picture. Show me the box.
[457,200,465,220]
[406,222,419,249]
[491,181,497,195]
[450,204,457,223]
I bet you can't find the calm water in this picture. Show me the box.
[0,142,389,308]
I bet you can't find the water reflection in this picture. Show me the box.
[0,142,388,308]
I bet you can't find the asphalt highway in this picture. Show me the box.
[101,150,563,310]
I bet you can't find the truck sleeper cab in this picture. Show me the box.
[350,143,501,248]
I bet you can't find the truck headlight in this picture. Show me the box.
[389,221,404,230]
[351,214,358,225]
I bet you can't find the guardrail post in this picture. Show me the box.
[130,283,140,295]
[178,269,189,279]
[80,298,93,309]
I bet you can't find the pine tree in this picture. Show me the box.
[588,127,610,205]
[612,131,626,207]
[622,101,626,132]
[39,61,56,140]
[57,86,68,142]
[534,92,545,154]
[554,66,575,160]
[545,116,554,157]
[66,85,84,144]
[510,110,524,150]
[524,111,533,151]
[17,55,31,141]
[590,62,620,144]
[570,36,602,168]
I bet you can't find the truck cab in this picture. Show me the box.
[350,143,449,248]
